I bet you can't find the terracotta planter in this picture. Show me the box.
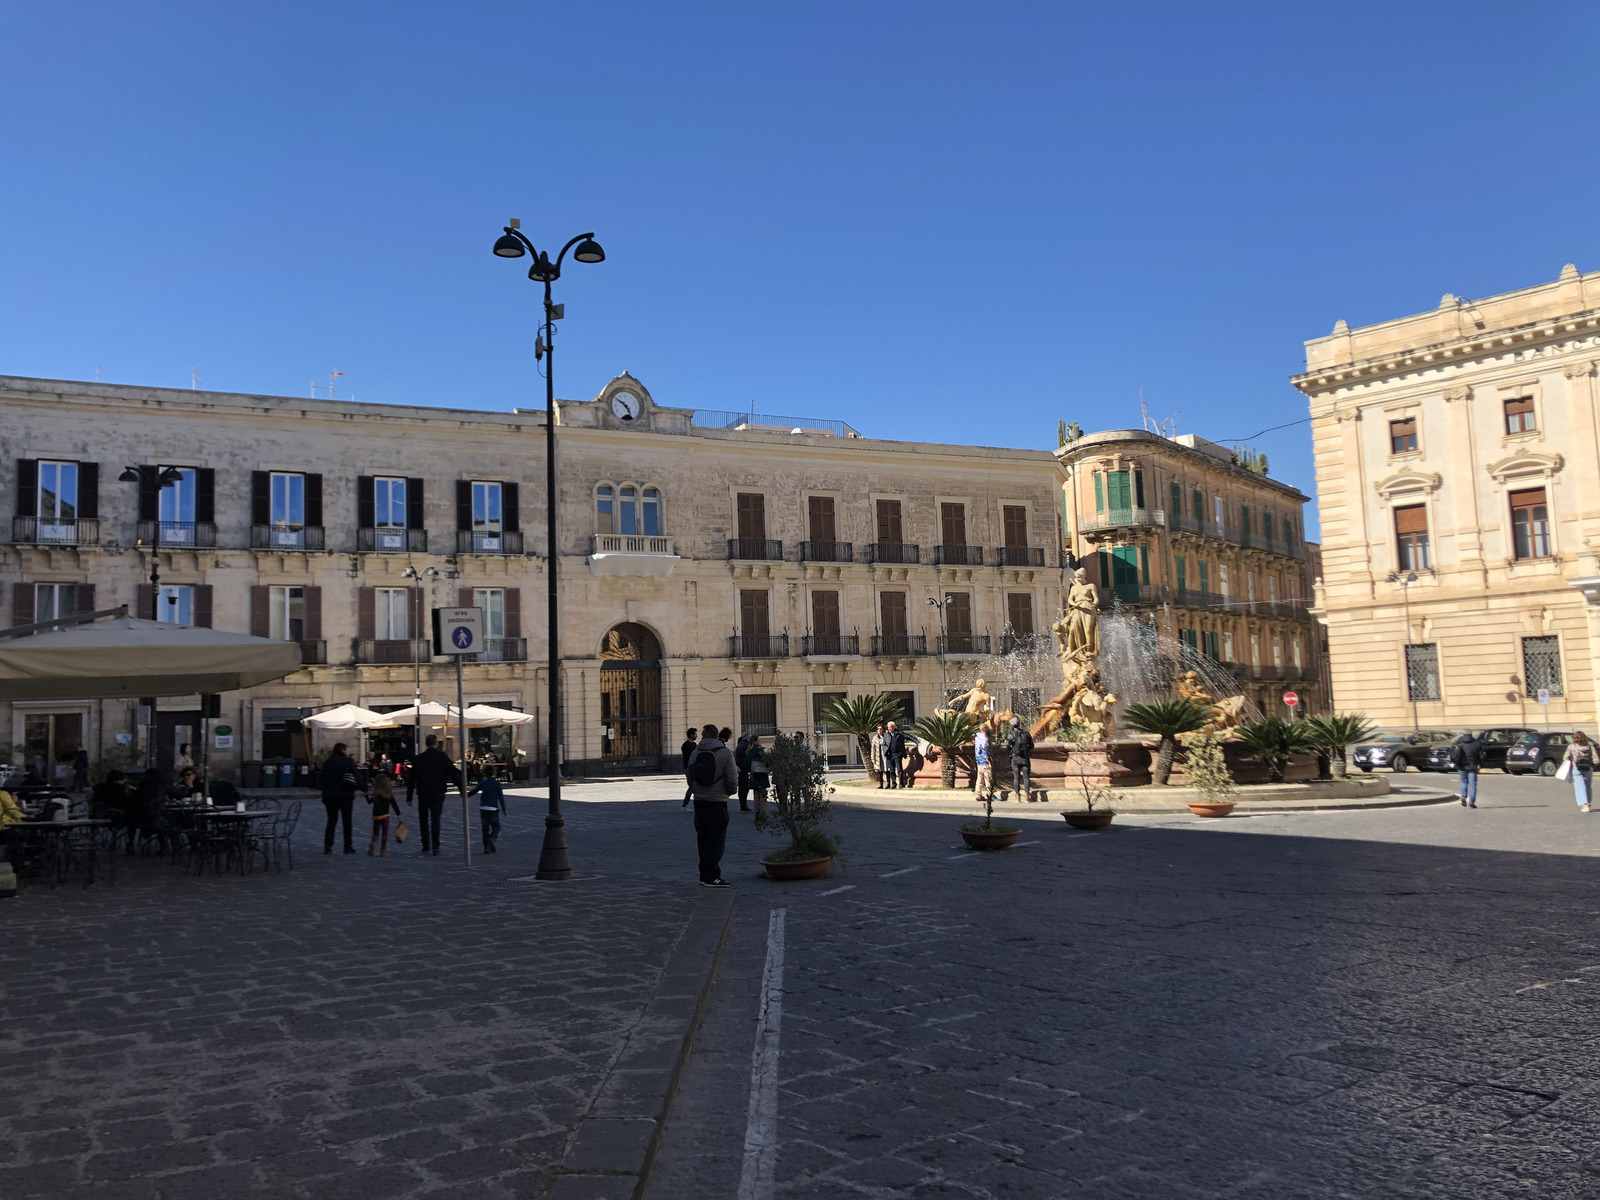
[1062,811,1114,831]
[959,827,1021,850]
[1185,801,1236,818]
[761,856,833,881]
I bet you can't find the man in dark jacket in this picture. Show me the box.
[1450,732,1482,808]
[1007,718,1034,801]
[319,742,362,854]
[734,733,752,813]
[883,723,906,789]
[686,724,738,887]
[681,728,699,806]
[409,734,462,856]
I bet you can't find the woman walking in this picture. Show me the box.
[1564,732,1595,812]
[747,736,771,819]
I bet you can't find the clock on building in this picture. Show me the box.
[611,391,641,421]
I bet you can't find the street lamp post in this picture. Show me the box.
[926,595,949,705]
[1386,570,1420,733]
[119,465,185,619]
[401,564,438,765]
[493,220,605,882]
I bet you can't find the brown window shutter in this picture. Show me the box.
[459,587,474,609]
[136,584,154,621]
[302,587,322,642]
[194,469,215,524]
[251,472,271,526]
[1509,488,1547,509]
[13,582,35,625]
[250,586,271,637]
[15,460,37,518]
[457,481,473,531]
[504,588,521,640]
[502,482,519,533]
[78,464,99,519]
[193,585,213,628]
[357,587,375,640]
[76,584,95,614]
[1003,506,1028,547]
[1393,505,1429,535]
[409,586,426,636]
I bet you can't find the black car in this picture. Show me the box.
[1351,730,1457,773]
[1423,728,1537,773]
[1505,731,1575,776]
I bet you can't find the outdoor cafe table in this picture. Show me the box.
[6,818,114,887]
[163,807,277,874]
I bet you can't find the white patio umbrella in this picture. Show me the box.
[370,701,456,728]
[373,702,533,728]
[302,704,392,730]
[462,704,535,726]
[0,613,303,701]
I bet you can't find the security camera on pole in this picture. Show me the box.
[433,605,484,867]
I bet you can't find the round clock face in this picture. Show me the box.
[611,391,641,421]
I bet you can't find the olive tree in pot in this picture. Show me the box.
[1120,698,1212,785]
[1178,728,1237,816]
[820,693,906,786]
[1234,716,1317,783]
[908,711,979,790]
[1062,735,1116,829]
[757,733,839,880]
[1302,713,1377,781]
[959,787,1020,850]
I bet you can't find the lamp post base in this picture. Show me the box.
[535,814,573,880]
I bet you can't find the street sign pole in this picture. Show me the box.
[433,606,485,869]
[457,654,468,868]
[1283,690,1299,719]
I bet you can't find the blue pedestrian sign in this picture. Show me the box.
[432,607,484,656]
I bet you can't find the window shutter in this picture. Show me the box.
[138,466,159,520]
[251,472,271,526]
[1093,473,1104,512]
[1170,481,1180,517]
[357,476,375,528]
[13,582,35,625]
[303,587,322,641]
[459,587,474,609]
[1394,505,1428,535]
[1134,470,1145,508]
[137,584,154,620]
[79,463,99,519]
[305,473,323,527]
[502,482,519,532]
[406,479,425,530]
[195,469,216,524]
[504,588,521,640]
[1509,487,1547,509]
[15,459,37,517]
[357,587,375,640]
[409,585,425,637]
[456,481,473,531]
[76,584,95,613]
[193,585,213,628]
[1140,546,1149,585]
[250,586,271,637]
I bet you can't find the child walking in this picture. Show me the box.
[469,773,508,853]
[367,772,401,856]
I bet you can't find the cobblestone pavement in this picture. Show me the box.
[648,770,1600,1199]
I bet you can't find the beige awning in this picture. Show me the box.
[0,616,304,701]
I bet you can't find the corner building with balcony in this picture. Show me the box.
[1055,429,1323,715]
[1,373,1062,779]
[1296,263,1600,729]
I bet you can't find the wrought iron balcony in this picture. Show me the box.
[1097,584,1170,608]
[1173,587,1228,610]
[357,527,427,553]
[251,525,326,551]
[727,538,783,561]
[933,544,983,566]
[938,633,990,656]
[354,638,430,664]
[136,520,216,549]
[801,633,859,657]
[470,637,528,663]
[1079,508,1165,534]
[12,516,98,546]
[298,640,327,666]
[1166,512,1205,536]
[870,633,927,657]
[994,546,1044,567]
[866,542,920,565]
[728,633,789,658]
[1000,632,1045,654]
[800,540,854,563]
[457,530,526,555]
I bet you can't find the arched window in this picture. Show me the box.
[596,485,615,534]
[595,482,664,536]
[642,487,661,536]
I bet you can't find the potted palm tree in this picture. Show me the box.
[1179,728,1236,816]
[908,711,979,791]
[1302,713,1377,780]
[1120,698,1212,785]
[757,733,839,880]
[820,693,907,786]
[1234,717,1317,783]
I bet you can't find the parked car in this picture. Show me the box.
[1422,728,1537,773]
[1351,730,1457,773]
[1505,731,1576,776]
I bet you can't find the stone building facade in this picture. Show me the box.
[1,373,1063,779]
[1294,263,1600,730]
[1054,429,1323,716]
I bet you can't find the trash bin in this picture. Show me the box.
[278,760,295,788]
[241,761,262,789]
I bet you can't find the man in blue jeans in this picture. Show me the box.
[1451,731,1482,808]
[408,734,462,855]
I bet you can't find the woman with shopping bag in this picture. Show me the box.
[1559,731,1594,812]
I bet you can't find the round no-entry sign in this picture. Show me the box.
[1283,691,1299,707]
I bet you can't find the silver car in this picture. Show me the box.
[1350,730,1457,773]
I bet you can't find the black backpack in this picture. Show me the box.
[1448,742,1465,769]
[690,748,719,788]
[1013,730,1034,758]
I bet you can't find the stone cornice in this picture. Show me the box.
[1373,470,1442,500]
[1485,450,1563,485]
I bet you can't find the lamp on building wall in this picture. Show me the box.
[400,564,438,762]
[118,466,185,620]
[1385,570,1420,733]
[492,219,606,882]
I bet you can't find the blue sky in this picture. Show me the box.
[3,2,1596,531]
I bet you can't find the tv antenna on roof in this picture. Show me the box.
[191,367,202,390]
[1139,388,1178,439]
[310,370,345,400]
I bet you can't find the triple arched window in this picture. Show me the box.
[596,483,663,536]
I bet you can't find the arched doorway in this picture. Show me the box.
[599,623,663,759]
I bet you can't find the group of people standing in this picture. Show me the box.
[870,718,1037,800]
[317,735,508,858]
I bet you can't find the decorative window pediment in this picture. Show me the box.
[1374,470,1441,500]
[1487,451,1562,486]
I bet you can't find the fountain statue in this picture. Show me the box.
[1175,669,1250,733]
[944,677,1007,736]
[1031,568,1119,742]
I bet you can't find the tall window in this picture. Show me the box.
[158,468,197,524]
[1406,643,1441,701]
[879,592,907,638]
[1219,564,1231,597]
[1389,418,1418,454]
[1268,574,1279,602]
[1249,634,1260,667]
[1192,488,1203,523]
[1246,573,1256,602]
[943,592,973,636]
[1203,631,1220,661]
[740,693,778,737]
[1263,513,1274,542]
[1175,556,1187,593]
[1170,481,1182,519]
[1272,635,1283,668]
[1522,635,1563,697]
[1179,628,1197,652]
[810,590,841,636]
[1395,505,1430,570]
[34,583,78,624]
[736,493,767,540]
[808,496,837,543]
[269,586,304,641]
[271,473,304,531]
[1007,593,1034,635]
[1504,396,1536,435]
[1511,489,1550,559]
[157,585,194,625]
[1198,561,1210,594]
[1002,505,1028,547]
[472,481,502,536]
[596,484,662,536]
[1292,639,1303,669]
[940,502,967,546]
[474,588,506,642]
[875,499,903,543]
[1222,631,1235,661]
[374,587,409,640]
[1213,495,1225,535]
[37,461,78,526]
[739,589,770,637]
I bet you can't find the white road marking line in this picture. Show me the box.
[818,885,856,896]
[738,908,786,1200]
[879,866,921,878]
[1015,840,1043,847]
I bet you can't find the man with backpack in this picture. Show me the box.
[1007,717,1035,801]
[686,723,738,888]
[1450,731,1482,808]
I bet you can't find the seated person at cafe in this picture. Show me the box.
[90,770,132,822]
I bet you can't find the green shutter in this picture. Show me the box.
[1193,489,1203,523]
[1175,556,1187,593]
[1199,561,1209,593]
[1170,481,1181,516]
[1093,473,1104,512]
[1140,545,1149,585]
[1107,471,1131,511]
[1097,548,1110,586]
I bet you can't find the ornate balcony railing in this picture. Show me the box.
[470,637,528,662]
[1097,584,1170,608]
[870,633,927,656]
[728,633,789,658]
[801,633,859,656]
[1080,508,1165,534]
[357,527,427,553]
[994,546,1044,567]
[456,530,525,555]
[137,520,216,549]
[865,542,920,564]
[298,640,327,666]
[939,633,990,656]
[800,540,854,563]
[355,638,430,664]
[727,538,783,561]
[593,534,675,555]
[933,544,983,566]
[251,525,326,551]
[12,516,98,546]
